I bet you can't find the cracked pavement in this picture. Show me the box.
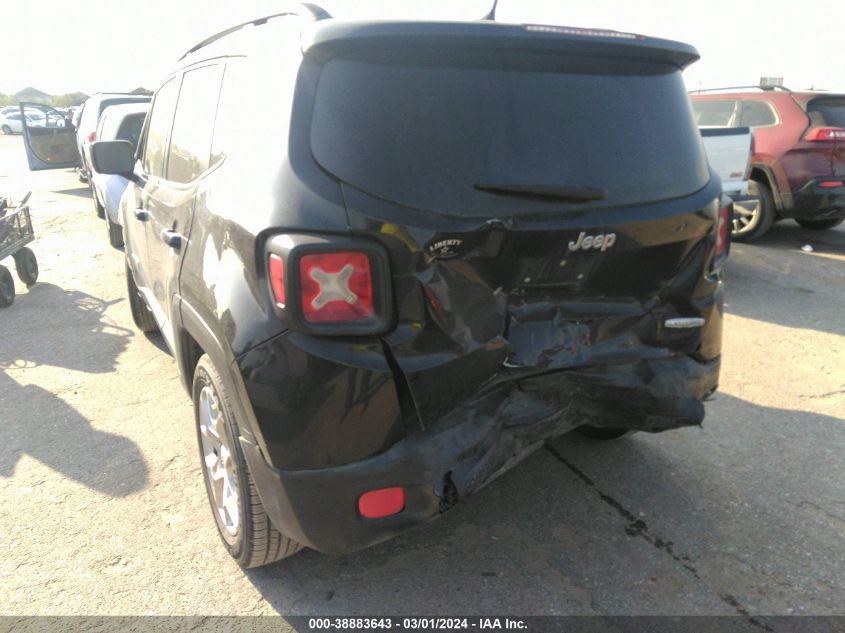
[1,134,843,621]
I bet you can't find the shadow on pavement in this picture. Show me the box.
[243,393,843,616]
[0,371,149,496]
[53,186,91,199]
[0,283,132,373]
[0,282,148,495]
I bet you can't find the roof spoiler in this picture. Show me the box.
[180,2,331,61]
[303,21,700,70]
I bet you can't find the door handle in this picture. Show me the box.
[134,208,149,221]
[160,228,184,249]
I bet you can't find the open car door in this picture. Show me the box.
[20,103,80,170]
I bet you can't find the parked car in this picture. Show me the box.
[74,93,150,188]
[690,86,845,240]
[90,102,149,247]
[699,126,757,239]
[27,7,728,567]
[1,111,44,134]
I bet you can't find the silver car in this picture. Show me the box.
[90,102,149,247]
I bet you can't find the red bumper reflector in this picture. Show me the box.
[818,180,843,188]
[358,487,405,519]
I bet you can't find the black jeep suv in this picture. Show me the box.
[68,8,727,566]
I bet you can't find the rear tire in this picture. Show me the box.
[0,266,14,307]
[732,180,775,242]
[91,184,105,219]
[193,354,302,568]
[576,426,630,440]
[106,214,124,248]
[1,125,12,135]
[125,263,157,332]
[13,247,38,287]
[795,217,844,230]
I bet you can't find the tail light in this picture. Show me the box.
[86,131,96,143]
[806,127,845,142]
[299,252,374,324]
[268,254,286,308]
[266,236,392,335]
[818,180,844,188]
[716,203,731,260]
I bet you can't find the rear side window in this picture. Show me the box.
[79,102,99,134]
[807,97,845,128]
[143,78,180,178]
[692,100,737,126]
[98,111,120,141]
[117,113,146,149]
[166,64,224,184]
[739,100,777,127]
[312,52,710,216]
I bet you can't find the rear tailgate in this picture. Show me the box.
[700,126,752,196]
[306,22,721,429]
[805,96,845,178]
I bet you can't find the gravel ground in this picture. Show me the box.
[0,134,843,622]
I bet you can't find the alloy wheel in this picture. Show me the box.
[198,385,240,537]
[732,199,760,237]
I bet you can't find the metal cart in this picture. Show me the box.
[0,191,39,308]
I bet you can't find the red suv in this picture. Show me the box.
[691,86,845,240]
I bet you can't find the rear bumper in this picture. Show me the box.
[242,354,720,555]
[790,179,845,219]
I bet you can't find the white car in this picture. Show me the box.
[0,112,44,134]
[89,102,149,247]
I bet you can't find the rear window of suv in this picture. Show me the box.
[311,51,710,217]
[807,97,845,127]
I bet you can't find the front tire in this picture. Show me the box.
[125,263,157,332]
[795,217,844,230]
[1,125,12,135]
[0,266,14,307]
[90,184,105,219]
[193,354,301,568]
[106,213,123,248]
[13,247,38,287]
[732,180,776,242]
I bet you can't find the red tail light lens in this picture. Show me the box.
[299,252,374,323]
[818,180,843,188]
[268,254,285,307]
[806,127,845,142]
[87,131,96,143]
[358,487,405,519]
[716,204,730,258]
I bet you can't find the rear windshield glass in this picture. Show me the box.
[807,97,845,128]
[311,52,709,216]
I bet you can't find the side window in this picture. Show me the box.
[143,78,181,177]
[117,114,146,150]
[166,64,224,184]
[691,100,738,127]
[210,58,250,165]
[740,101,778,128]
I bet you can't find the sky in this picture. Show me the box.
[4,0,844,96]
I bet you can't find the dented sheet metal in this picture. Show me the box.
[344,182,723,444]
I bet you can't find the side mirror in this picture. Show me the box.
[91,140,135,178]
